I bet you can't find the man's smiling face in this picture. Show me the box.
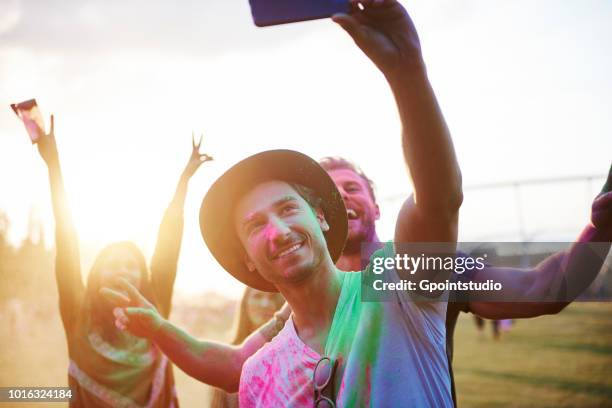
[234,181,330,286]
[328,168,379,247]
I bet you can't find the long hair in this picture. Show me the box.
[84,241,155,340]
[229,287,284,345]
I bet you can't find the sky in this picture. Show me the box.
[1,0,610,297]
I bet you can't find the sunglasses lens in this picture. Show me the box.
[313,357,332,388]
[313,357,336,407]
[315,397,335,408]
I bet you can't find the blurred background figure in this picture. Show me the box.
[474,316,501,340]
[4,297,26,335]
[499,319,514,333]
[209,287,285,408]
[474,317,513,340]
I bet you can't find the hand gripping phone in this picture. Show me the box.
[11,99,45,143]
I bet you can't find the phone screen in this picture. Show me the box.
[249,0,350,27]
[10,99,45,144]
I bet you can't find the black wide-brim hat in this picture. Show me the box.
[199,149,348,292]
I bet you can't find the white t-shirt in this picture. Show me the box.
[239,244,452,407]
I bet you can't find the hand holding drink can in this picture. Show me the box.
[10,99,45,143]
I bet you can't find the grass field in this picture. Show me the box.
[1,302,611,407]
[454,303,612,407]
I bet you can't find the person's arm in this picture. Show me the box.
[150,134,212,318]
[149,308,287,392]
[469,171,612,319]
[102,279,290,392]
[334,0,462,285]
[37,115,85,330]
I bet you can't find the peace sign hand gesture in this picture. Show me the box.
[182,132,213,180]
[100,278,164,339]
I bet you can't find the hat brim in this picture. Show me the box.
[199,150,348,292]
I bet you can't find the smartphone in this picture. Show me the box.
[10,99,45,144]
[249,0,350,27]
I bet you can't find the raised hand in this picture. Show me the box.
[332,0,424,77]
[100,278,164,339]
[182,132,213,180]
[37,114,59,167]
